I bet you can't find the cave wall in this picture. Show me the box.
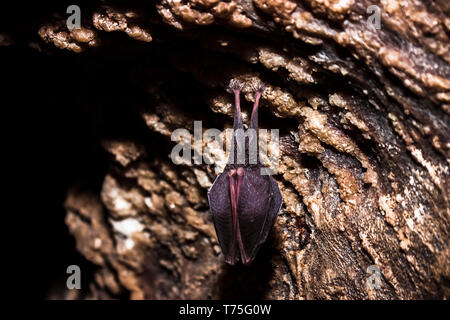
[6,0,449,299]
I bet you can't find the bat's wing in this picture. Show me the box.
[265,175,283,242]
[208,172,240,265]
[236,168,282,265]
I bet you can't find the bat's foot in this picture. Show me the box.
[251,81,266,93]
[229,79,244,91]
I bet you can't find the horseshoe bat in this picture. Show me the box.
[208,79,283,266]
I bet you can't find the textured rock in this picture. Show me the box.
[29,0,450,299]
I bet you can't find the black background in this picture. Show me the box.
[3,1,105,299]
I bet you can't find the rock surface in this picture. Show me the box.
[28,0,450,299]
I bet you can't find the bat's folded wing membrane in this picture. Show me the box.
[237,170,274,265]
[208,172,239,265]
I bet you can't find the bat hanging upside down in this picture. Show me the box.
[207,79,283,266]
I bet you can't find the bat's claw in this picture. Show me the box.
[251,82,266,93]
[229,79,244,91]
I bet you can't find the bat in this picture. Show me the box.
[208,79,283,266]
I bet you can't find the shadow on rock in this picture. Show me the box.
[217,231,279,299]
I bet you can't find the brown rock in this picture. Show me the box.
[27,0,450,299]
